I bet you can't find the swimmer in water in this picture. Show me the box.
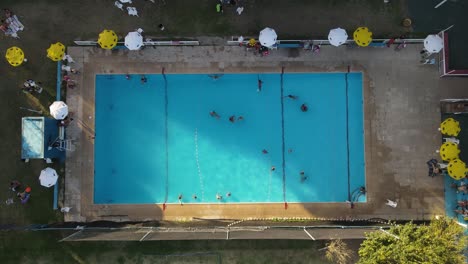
[208,74,223,80]
[301,103,308,112]
[141,75,147,83]
[300,171,308,183]
[210,111,221,119]
[229,115,236,123]
[262,149,268,154]
[257,78,263,92]
[237,116,244,121]
[284,94,298,100]
[216,193,222,200]
[125,74,131,80]
[271,166,276,171]
[178,194,183,205]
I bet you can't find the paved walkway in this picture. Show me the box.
[65,43,467,222]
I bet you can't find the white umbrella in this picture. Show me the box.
[328,28,348,47]
[125,31,143,50]
[424,34,443,53]
[49,101,68,120]
[39,167,59,187]
[259,27,277,48]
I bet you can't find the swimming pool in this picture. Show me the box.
[94,73,365,204]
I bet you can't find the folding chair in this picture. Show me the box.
[127,7,139,16]
[114,1,124,10]
[57,140,74,151]
[59,126,65,140]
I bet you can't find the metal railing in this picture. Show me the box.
[73,40,200,46]
[226,38,424,46]
[52,224,391,242]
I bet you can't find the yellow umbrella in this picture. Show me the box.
[5,46,25,66]
[353,27,372,47]
[447,159,468,180]
[47,42,66,62]
[440,118,461,136]
[439,142,460,161]
[98,30,118,50]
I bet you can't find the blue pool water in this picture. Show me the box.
[94,73,365,204]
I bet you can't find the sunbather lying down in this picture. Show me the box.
[6,15,24,32]
[1,12,24,38]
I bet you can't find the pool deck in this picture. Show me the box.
[64,44,468,222]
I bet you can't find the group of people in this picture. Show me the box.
[427,137,460,177]
[6,180,31,205]
[22,79,42,94]
[245,39,271,57]
[0,8,24,39]
[209,79,308,123]
[177,191,232,204]
[262,149,309,183]
[258,77,309,112]
[210,111,244,123]
[451,179,467,219]
[207,77,310,183]
[283,94,308,112]
[61,54,78,90]
[124,74,149,84]
[426,158,447,177]
[216,0,244,15]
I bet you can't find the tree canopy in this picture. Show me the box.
[358,218,467,264]
[325,239,354,264]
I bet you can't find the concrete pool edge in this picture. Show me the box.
[64,45,444,222]
[66,46,373,222]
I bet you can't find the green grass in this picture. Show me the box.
[0,231,340,263]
